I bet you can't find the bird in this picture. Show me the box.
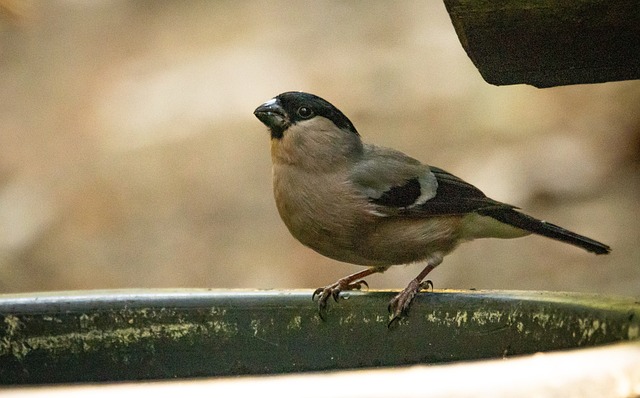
[253,91,611,325]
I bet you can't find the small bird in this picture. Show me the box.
[254,91,611,324]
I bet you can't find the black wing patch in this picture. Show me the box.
[400,167,512,216]
[370,177,421,208]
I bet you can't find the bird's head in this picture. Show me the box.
[254,91,359,139]
[254,92,362,167]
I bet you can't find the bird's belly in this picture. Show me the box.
[355,216,464,265]
[280,198,462,266]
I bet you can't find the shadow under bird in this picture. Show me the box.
[254,91,611,325]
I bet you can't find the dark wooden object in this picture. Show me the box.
[443,0,640,87]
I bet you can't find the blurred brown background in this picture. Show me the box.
[0,1,639,296]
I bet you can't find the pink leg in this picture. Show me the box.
[313,265,389,319]
[388,253,443,326]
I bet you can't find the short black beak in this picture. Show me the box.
[254,99,289,139]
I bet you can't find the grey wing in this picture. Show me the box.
[352,149,513,217]
[350,145,438,211]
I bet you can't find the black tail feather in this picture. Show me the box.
[478,208,611,255]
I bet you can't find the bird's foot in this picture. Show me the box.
[312,278,369,320]
[388,279,434,327]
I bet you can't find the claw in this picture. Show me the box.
[387,258,441,327]
[387,314,401,328]
[420,280,434,292]
[353,279,369,290]
[387,280,422,327]
[313,287,332,320]
[312,287,325,302]
[309,266,388,321]
[311,278,371,319]
[387,280,434,326]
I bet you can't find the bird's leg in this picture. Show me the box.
[388,253,443,326]
[313,266,389,319]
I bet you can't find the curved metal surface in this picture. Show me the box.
[1,289,639,384]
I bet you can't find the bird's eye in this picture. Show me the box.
[296,106,314,119]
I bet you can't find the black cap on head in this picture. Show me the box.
[275,92,359,136]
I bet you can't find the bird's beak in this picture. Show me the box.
[254,99,289,138]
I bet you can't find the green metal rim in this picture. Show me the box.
[1,289,638,384]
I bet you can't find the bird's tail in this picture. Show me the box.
[478,208,611,255]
